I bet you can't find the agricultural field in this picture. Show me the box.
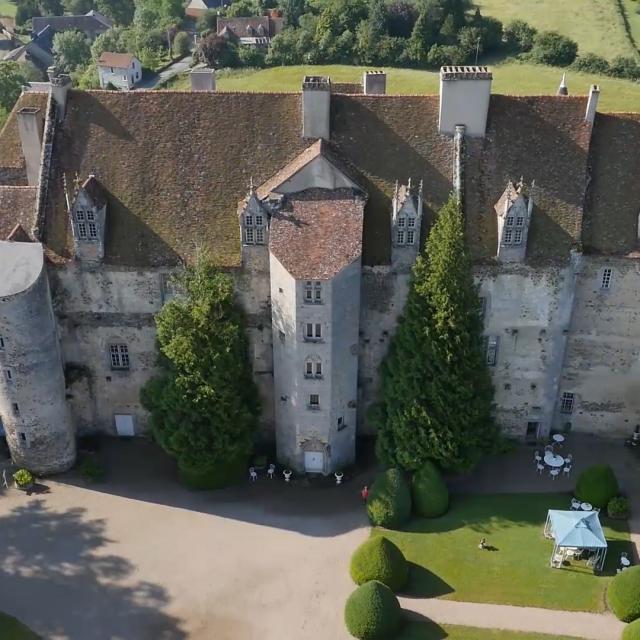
[162,62,640,112]
[0,0,16,18]
[476,0,639,60]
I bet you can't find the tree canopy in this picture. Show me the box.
[53,29,92,72]
[373,195,498,472]
[141,257,259,474]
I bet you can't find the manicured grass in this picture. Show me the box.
[161,63,640,112]
[0,0,16,18]
[398,620,584,640]
[373,493,631,612]
[622,0,640,51]
[0,612,39,639]
[476,0,637,60]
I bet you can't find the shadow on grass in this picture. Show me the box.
[395,611,448,640]
[401,562,454,599]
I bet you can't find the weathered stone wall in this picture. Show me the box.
[0,248,75,473]
[557,256,640,436]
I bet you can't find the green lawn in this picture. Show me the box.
[0,0,16,17]
[162,63,640,112]
[0,613,39,639]
[398,620,584,640]
[373,493,631,613]
[476,0,637,60]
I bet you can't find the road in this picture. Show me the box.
[137,55,193,90]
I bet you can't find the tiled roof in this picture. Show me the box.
[97,52,136,68]
[217,16,283,38]
[0,186,37,240]
[0,89,608,267]
[0,91,48,185]
[269,188,365,279]
[31,13,112,35]
[583,112,640,255]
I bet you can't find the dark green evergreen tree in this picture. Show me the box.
[374,195,497,472]
[141,255,259,482]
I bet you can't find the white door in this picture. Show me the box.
[304,451,324,473]
[114,414,135,437]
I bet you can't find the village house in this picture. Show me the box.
[217,14,283,47]
[185,0,224,19]
[31,10,112,42]
[97,53,142,90]
[0,67,639,476]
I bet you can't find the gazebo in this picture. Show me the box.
[544,510,608,571]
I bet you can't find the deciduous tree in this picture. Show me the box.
[373,195,497,472]
[0,61,26,112]
[52,29,91,72]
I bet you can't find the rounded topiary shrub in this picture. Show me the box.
[344,580,402,639]
[350,536,408,591]
[608,565,640,622]
[623,619,640,640]
[575,464,619,509]
[366,469,411,529]
[609,496,630,520]
[411,460,449,518]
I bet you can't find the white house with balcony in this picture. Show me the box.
[97,52,142,90]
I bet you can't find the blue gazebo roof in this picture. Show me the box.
[547,510,607,549]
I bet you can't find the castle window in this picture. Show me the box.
[109,344,130,370]
[4,369,12,381]
[255,228,264,244]
[304,323,322,341]
[305,360,313,377]
[315,361,322,377]
[304,358,322,378]
[12,403,19,416]
[560,392,575,414]
[255,214,263,226]
[479,297,487,319]
[77,222,87,239]
[513,228,523,245]
[506,215,514,227]
[305,281,313,302]
[407,230,415,245]
[76,210,85,221]
[503,228,513,244]
[485,336,499,366]
[88,222,98,238]
[397,217,406,227]
[0,336,5,350]
[19,432,27,442]
[601,267,612,289]
[397,230,405,244]
[308,394,319,409]
[243,211,266,245]
[86,210,95,221]
[407,216,415,227]
[515,216,524,227]
[245,228,255,244]
[313,281,322,303]
[245,215,253,226]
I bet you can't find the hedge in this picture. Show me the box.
[608,565,640,622]
[609,496,630,520]
[344,581,402,639]
[623,619,640,640]
[178,456,247,490]
[366,469,412,529]
[411,460,449,518]
[575,464,619,509]
[350,536,409,591]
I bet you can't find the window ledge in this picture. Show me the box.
[307,405,321,411]
[303,338,324,343]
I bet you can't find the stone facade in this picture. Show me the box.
[1,66,640,475]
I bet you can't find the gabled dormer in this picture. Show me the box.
[391,179,423,270]
[495,179,534,263]
[66,174,107,263]
[238,182,269,260]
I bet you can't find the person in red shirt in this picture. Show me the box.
[361,485,369,502]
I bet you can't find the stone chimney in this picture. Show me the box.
[585,84,600,124]
[47,66,72,122]
[302,76,331,140]
[438,66,492,137]
[17,107,44,187]
[363,71,386,95]
[190,67,216,91]
[557,73,568,96]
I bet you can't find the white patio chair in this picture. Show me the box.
[550,468,560,480]
[563,465,572,477]
[537,463,545,475]
[564,454,573,464]
[571,498,581,510]
[267,463,275,479]
[552,553,563,568]
[534,450,542,463]
[249,467,257,482]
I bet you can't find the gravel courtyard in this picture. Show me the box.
[0,441,369,640]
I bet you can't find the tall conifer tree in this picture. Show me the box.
[374,195,497,472]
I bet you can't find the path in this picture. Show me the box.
[401,598,624,640]
[137,55,192,90]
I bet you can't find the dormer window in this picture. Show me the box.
[503,227,513,244]
[495,180,534,262]
[391,180,423,252]
[304,281,322,303]
[407,230,415,244]
[397,230,405,244]
[397,217,406,228]
[243,210,266,245]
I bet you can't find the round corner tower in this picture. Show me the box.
[0,240,75,474]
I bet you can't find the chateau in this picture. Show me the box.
[1,66,639,475]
